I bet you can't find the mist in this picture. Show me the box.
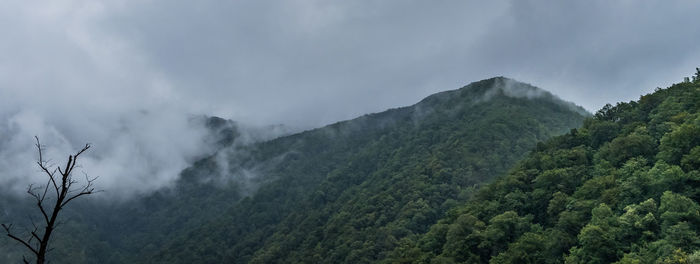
[1,107,210,198]
[481,78,590,116]
[0,1,237,199]
[1,0,699,198]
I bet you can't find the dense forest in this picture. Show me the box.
[6,74,699,263]
[384,77,700,263]
[4,0,700,263]
[2,77,587,263]
[146,78,586,264]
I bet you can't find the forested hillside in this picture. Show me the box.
[141,77,586,263]
[1,77,587,263]
[386,79,700,263]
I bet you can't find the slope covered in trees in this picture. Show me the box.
[138,77,587,263]
[1,77,587,263]
[386,79,700,263]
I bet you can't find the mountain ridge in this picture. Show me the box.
[142,77,588,263]
[384,77,700,263]
[1,77,590,264]
[288,77,588,143]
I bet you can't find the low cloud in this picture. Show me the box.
[483,78,590,116]
[1,1,699,199]
[0,1,225,199]
[0,107,218,199]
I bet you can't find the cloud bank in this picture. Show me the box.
[0,1,219,198]
[1,0,699,197]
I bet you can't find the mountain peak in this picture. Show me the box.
[415,77,589,117]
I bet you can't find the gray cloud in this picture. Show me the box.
[1,0,699,196]
[95,0,700,126]
[0,1,219,198]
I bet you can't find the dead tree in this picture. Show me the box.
[2,137,98,264]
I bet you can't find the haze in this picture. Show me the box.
[1,0,699,197]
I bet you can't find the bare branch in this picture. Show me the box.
[30,230,42,243]
[34,136,42,163]
[2,224,39,255]
[41,178,51,201]
[4,137,97,264]
[36,137,60,197]
[27,186,50,225]
[74,144,91,158]
[61,190,94,208]
[29,220,40,242]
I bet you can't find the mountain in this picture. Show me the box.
[386,79,700,263]
[137,77,585,264]
[1,77,588,263]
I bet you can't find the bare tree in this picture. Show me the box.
[2,137,98,264]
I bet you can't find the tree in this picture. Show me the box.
[2,137,98,264]
[566,204,621,264]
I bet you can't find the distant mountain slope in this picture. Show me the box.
[386,79,700,263]
[136,77,587,264]
[1,77,588,263]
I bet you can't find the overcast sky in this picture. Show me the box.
[1,0,699,196]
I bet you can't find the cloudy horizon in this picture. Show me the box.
[1,0,699,196]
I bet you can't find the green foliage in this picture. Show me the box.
[5,76,694,263]
[390,80,700,263]
[658,124,700,165]
[1,77,587,263]
[597,131,656,166]
[5,76,697,263]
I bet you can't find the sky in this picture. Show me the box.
[1,0,699,197]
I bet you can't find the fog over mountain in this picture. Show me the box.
[1,1,699,196]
